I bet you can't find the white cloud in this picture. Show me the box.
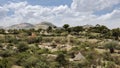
[0,0,120,28]
[71,0,120,12]
[4,1,27,9]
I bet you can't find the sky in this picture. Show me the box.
[0,0,120,28]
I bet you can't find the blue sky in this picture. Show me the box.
[0,0,120,28]
[0,0,72,6]
[94,3,120,16]
[27,0,72,6]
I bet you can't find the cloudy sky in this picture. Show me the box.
[0,0,120,28]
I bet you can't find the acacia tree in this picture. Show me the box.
[63,24,69,30]
[90,25,109,33]
[0,29,5,34]
[47,26,52,33]
[112,28,120,40]
[72,26,84,34]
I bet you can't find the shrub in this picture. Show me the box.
[23,56,38,68]
[17,42,29,52]
[0,50,15,57]
[102,52,112,61]
[27,36,42,44]
[36,48,50,54]
[106,61,116,68]
[56,53,68,67]
[15,52,31,66]
[42,37,53,43]
[104,41,119,53]
[0,58,13,68]
[5,35,17,43]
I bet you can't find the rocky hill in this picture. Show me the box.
[4,22,56,30]
[34,22,56,30]
[7,23,35,29]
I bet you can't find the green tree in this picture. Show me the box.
[8,29,19,34]
[56,53,68,67]
[16,52,31,66]
[89,25,109,34]
[112,28,120,40]
[17,42,29,52]
[0,29,5,34]
[67,28,72,33]
[72,26,83,34]
[63,24,69,30]
[5,35,18,43]
[47,26,52,33]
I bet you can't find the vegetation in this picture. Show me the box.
[0,24,120,68]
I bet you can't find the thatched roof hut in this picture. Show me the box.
[73,52,85,61]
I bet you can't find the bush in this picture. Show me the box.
[102,52,112,61]
[60,38,67,44]
[0,36,5,43]
[0,58,13,68]
[0,50,14,57]
[106,61,116,68]
[5,35,17,43]
[56,53,68,67]
[27,36,42,44]
[53,37,62,43]
[17,42,29,52]
[42,37,53,43]
[23,56,38,68]
[104,41,119,53]
[112,56,120,65]
[15,52,31,66]
[36,48,50,54]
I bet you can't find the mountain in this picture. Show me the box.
[34,22,56,30]
[0,26,4,29]
[7,23,34,29]
[5,22,56,30]
[40,22,56,27]
[83,24,94,28]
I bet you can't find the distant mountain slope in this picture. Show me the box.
[83,24,94,28]
[40,22,56,27]
[0,26,4,29]
[7,23,34,29]
[6,22,56,30]
[34,22,56,30]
